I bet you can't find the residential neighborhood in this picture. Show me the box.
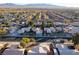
[0,5,79,55]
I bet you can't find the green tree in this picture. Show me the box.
[0,15,4,18]
[35,15,39,20]
[46,20,53,27]
[72,33,79,45]
[72,33,79,50]
[28,21,34,27]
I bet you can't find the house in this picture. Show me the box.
[50,27,56,32]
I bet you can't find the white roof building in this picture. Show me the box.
[71,22,79,26]
[50,27,56,32]
[69,26,79,34]
[56,27,62,32]
[64,25,79,34]
[35,28,42,34]
[27,43,50,55]
[2,49,25,55]
[47,28,52,33]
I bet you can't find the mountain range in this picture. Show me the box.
[0,3,65,8]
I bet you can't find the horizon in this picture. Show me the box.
[0,0,79,7]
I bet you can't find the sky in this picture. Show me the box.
[0,0,79,7]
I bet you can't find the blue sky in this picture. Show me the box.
[0,0,79,7]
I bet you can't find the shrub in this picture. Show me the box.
[20,37,36,48]
[22,37,30,43]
